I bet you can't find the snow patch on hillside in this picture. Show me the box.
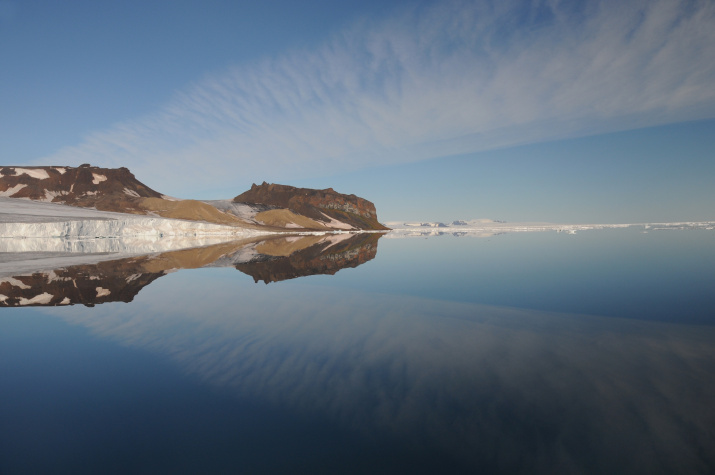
[0,184,27,197]
[320,212,354,230]
[43,190,62,202]
[203,200,264,222]
[92,173,107,184]
[13,168,50,180]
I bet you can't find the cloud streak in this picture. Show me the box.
[39,0,715,196]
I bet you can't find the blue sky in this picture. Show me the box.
[2,0,714,223]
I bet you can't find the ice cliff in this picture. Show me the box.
[0,197,264,240]
[0,216,259,239]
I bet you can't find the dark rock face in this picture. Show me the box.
[233,182,388,230]
[0,165,162,213]
[235,233,383,284]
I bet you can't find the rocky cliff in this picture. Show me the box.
[233,182,389,231]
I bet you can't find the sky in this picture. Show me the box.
[1,0,714,223]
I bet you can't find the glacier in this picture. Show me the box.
[0,217,262,239]
[0,197,267,240]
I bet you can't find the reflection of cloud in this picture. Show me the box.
[38,0,715,195]
[43,276,715,472]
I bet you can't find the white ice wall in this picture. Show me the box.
[0,216,261,239]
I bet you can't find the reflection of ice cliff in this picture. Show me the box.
[40,282,715,474]
[0,233,382,306]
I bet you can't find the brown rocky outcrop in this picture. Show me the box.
[0,164,162,214]
[233,182,389,230]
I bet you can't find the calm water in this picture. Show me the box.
[1,228,715,474]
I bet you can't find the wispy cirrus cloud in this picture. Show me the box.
[39,0,715,196]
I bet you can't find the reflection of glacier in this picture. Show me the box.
[0,233,383,306]
[0,235,254,254]
[42,282,715,473]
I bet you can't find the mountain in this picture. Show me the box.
[0,164,162,213]
[1,165,387,231]
[234,182,389,231]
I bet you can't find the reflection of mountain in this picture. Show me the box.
[0,260,165,307]
[236,232,382,283]
[0,233,383,306]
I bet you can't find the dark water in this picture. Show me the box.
[1,229,715,474]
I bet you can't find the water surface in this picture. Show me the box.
[1,228,714,474]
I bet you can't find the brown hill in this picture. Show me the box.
[138,198,250,227]
[233,182,389,230]
[0,164,162,214]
